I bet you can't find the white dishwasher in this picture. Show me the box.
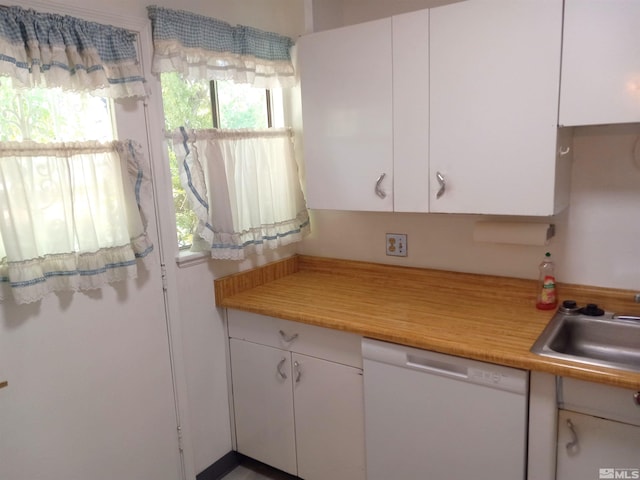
[362,338,529,480]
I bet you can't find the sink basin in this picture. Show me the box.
[531,310,640,373]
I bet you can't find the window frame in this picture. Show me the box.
[209,80,274,129]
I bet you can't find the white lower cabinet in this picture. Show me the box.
[292,353,365,480]
[228,310,365,480]
[556,410,640,480]
[230,339,297,474]
[556,378,640,480]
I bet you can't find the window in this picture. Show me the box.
[160,72,284,248]
[0,5,153,304]
[149,7,307,260]
[0,79,152,304]
[0,78,115,142]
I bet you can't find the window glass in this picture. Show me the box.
[0,78,114,142]
[215,81,269,129]
[160,73,213,131]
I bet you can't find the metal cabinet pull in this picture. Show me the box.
[436,171,446,199]
[565,418,579,454]
[634,392,640,406]
[279,330,299,344]
[294,361,302,384]
[375,173,387,199]
[559,146,571,156]
[276,358,288,380]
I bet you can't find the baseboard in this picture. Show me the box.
[196,451,241,480]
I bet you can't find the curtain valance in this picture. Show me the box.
[0,5,146,98]
[172,128,310,260]
[0,140,153,304]
[147,6,295,89]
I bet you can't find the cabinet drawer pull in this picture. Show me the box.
[278,330,299,344]
[294,361,302,384]
[436,171,446,199]
[634,392,640,406]
[0,380,7,390]
[565,418,579,454]
[276,358,288,380]
[375,173,387,199]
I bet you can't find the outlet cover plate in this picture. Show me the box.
[386,233,407,257]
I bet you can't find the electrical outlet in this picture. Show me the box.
[386,233,407,257]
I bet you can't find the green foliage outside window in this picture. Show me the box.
[0,77,113,142]
[215,81,269,129]
[160,72,212,248]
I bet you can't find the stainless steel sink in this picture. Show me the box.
[531,305,640,373]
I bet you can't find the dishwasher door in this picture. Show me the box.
[362,338,529,480]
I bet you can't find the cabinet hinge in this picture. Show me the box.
[177,425,184,453]
[160,263,168,292]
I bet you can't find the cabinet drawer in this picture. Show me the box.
[227,310,362,368]
[561,377,640,427]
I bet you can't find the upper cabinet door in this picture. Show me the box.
[429,0,564,215]
[560,0,640,126]
[298,19,393,211]
[392,9,429,213]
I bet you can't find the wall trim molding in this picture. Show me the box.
[196,451,241,480]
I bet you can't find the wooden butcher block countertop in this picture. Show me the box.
[214,255,640,390]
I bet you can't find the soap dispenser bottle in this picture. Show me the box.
[536,252,558,310]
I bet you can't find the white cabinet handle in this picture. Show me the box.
[375,173,387,199]
[436,171,446,199]
[294,361,302,384]
[276,358,288,380]
[565,418,579,454]
[278,330,299,344]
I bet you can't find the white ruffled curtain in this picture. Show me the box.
[0,141,154,304]
[0,5,146,98]
[172,128,310,260]
[147,6,295,89]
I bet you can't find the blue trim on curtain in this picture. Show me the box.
[0,5,146,96]
[147,6,293,62]
[210,217,311,251]
[7,258,141,289]
[179,126,210,212]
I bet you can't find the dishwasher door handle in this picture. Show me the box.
[406,354,468,379]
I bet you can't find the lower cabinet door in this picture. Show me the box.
[229,339,297,475]
[292,353,366,480]
[557,410,640,480]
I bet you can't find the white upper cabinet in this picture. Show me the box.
[299,0,572,216]
[560,0,640,126]
[298,11,430,213]
[298,19,393,211]
[392,10,430,213]
[429,0,568,216]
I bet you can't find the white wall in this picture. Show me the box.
[301,1,640,292]
[313,0,463,30]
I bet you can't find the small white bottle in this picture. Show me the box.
[536,252,557,310]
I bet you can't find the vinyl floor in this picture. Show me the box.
[219,458,299,480]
